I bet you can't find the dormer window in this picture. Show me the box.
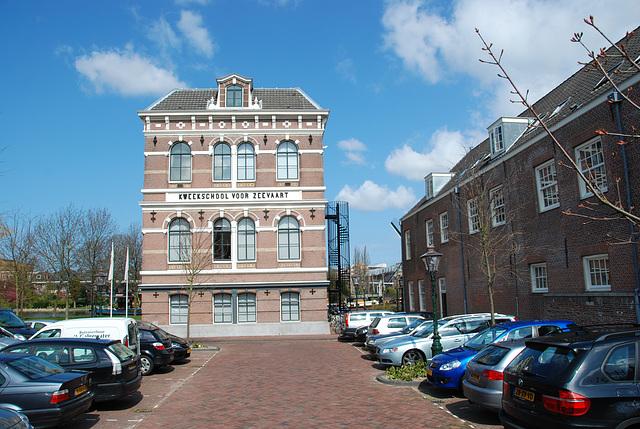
[226,84,243,107]
[490,125,504,154]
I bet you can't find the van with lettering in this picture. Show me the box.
[29,317,140,355]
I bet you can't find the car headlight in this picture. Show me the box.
[381,347,398,354]
[15,334,26,341]
[440,360,461,371]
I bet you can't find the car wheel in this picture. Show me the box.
[401,349,425,366]
[140,355,155,376]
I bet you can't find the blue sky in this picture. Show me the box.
[1,0,637,266]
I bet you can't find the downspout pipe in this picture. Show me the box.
[455,186,468,313]
[610,89,640,324]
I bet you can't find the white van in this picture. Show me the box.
[30,317,140,355]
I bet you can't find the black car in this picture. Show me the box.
[0,310,36,340]
[354,325,368,343]
[136,321,191,362]
[138,326,174,375]
[2,338,141,403]
[501,324,640,429]
[0,353,93,428]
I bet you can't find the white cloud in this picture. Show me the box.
[75,48,186,96]
[148,17,181,59]
[336,180,416,212]
[382,0,639,117]
[385,128,469,180]
[337,138,368,165]
[177,10,215,58]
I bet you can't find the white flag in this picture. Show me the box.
[124,247,129,283]
[107,242,114,282]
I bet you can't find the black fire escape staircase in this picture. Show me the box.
[325,201,350,312]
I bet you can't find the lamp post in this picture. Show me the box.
[421,247,443,357]
[94,272,107,317]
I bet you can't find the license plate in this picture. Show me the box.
[129,363,137,371]
[187,348,191,353]
[514,387,535,402]
[470,372,481,382]
[426,368,433,376]
[75,385,87,396]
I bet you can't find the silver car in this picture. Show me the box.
[376,313,516,366]
[462,339,528,412]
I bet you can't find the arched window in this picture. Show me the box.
[278,216,300,260]
[168,218,191,263]
[170,142,191,182]
[170,294,188,324]
[238,293,256,323]
[226,84,243,107]
[213,293,232,323]
[238,218,255,261]
[213,218,231,261]
[237,143,255,181]
[281,292,300,322]
[277,141,298,180]
[213,143,231,180]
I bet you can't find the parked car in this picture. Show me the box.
[0,407,32,429]
[136,321,191,362]
[30,317,140,355]
[462,339,529,412]
[138,326,174,375]
[367,313,425,339]
[354,325,369,343]
[365,318,431,352]
[427,320,574,390]
[24,321,56,332]
[2,338,142,403]
[376,313,516,366]
[341,310,393,340]
[0,353,93,428]
[0,310,36,340]
[501,324,640,429]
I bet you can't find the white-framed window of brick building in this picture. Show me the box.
[277,141,299,180]
[438,278,447,317]
[404,230,411,260]
[490,186,506,226]
[169,294,188,324]
[238,293,257,323]
[213,142,232,181]
[439,212,449,243]
[530,263,548,293]
[281,292,300,322]
[425,220,434,248]
[169,142,192,182]
[467,198,480,233]
[407,281,414,311]
[418,280,426,311]
[535,160,559,212]
[237,142,255,181]
[583,254,610,291]
[168,218,191,263]
[575,137,608,199]
[213,293,233,323]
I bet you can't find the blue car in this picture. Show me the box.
[426,319,574,390]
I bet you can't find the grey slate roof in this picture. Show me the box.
[146,88,321,111]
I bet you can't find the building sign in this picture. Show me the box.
[166,190,302,202]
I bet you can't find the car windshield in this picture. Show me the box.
[153,329,169,341]
[506,344,582,383]
[7,355,65,379]
[401,319,426,334]
[0,312,26,328]
[107,342,136,361]
[412,322,434,338]
[465,325,510,351]
[473,344,511,366]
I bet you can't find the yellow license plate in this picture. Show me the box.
[514,387,534,402]
[129,363,136,371]
[427,368,433,376]
[470,372,481,382]
[187,348,191,354]
[75,385,87,396]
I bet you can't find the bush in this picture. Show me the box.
[385,361,430,381]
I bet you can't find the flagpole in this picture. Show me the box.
[108,242,114,318]
[124,247,129,318]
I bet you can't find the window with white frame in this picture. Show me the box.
[439,212,449,243]
[530,263,548,293]
[168,218,191,263]
[404,230,411,260]
[213,218,231,261]
[490,186,506,226]
[238,293,256,323]
[169,142,191,182]
[490,125,504,154]
[425,177,433,200]
[278,216,300,260]
[281,292,300,321]
[170,294,188,324]
[467,198,480,233]
[583,254,610,291]
[213,143,231,181]
[425,220,434,247]
[575,137,607,198]
[535,160,560,212]
[277,141,298,180]
[213,293,233,323]
[407,281,414,311]
[226,84,243,107]
[418,280,426,311]
[237,218,256,261]
[237,143,255,181]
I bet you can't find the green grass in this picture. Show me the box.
[385,361,430,381]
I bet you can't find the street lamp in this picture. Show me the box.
[421,247,443,357]
[94,272,107,317]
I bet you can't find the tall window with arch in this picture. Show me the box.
[278,216,300,260]
[281,292,300,321]
[277,141,298,180]
[226,84,243,107]
[168,218,191,263]
[170,294,188,324]
[213,218,231,261]
[213,143,231,180]
[237,143,255,180]
[238,218,256,261]
[170,142,191,182]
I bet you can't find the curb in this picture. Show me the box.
[376,373,422,387]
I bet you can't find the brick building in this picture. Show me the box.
[138,74,330,337]
[401,30,640,325]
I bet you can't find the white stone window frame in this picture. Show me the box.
[407,281,414,312]
[425,219,434,248]
[418,280,426,311]
[535,160,560,212]
[490,186,506,227]
[467,198,480,234]
[490,125,504,154]
[583,254,611,291]
[439,212,449,243]
[530,263,548,293]
[404,230,411,260]
[575,137,608,199]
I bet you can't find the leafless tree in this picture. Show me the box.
[119,222,142,316]
[77,207,117,298]
[352,246,371,304]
